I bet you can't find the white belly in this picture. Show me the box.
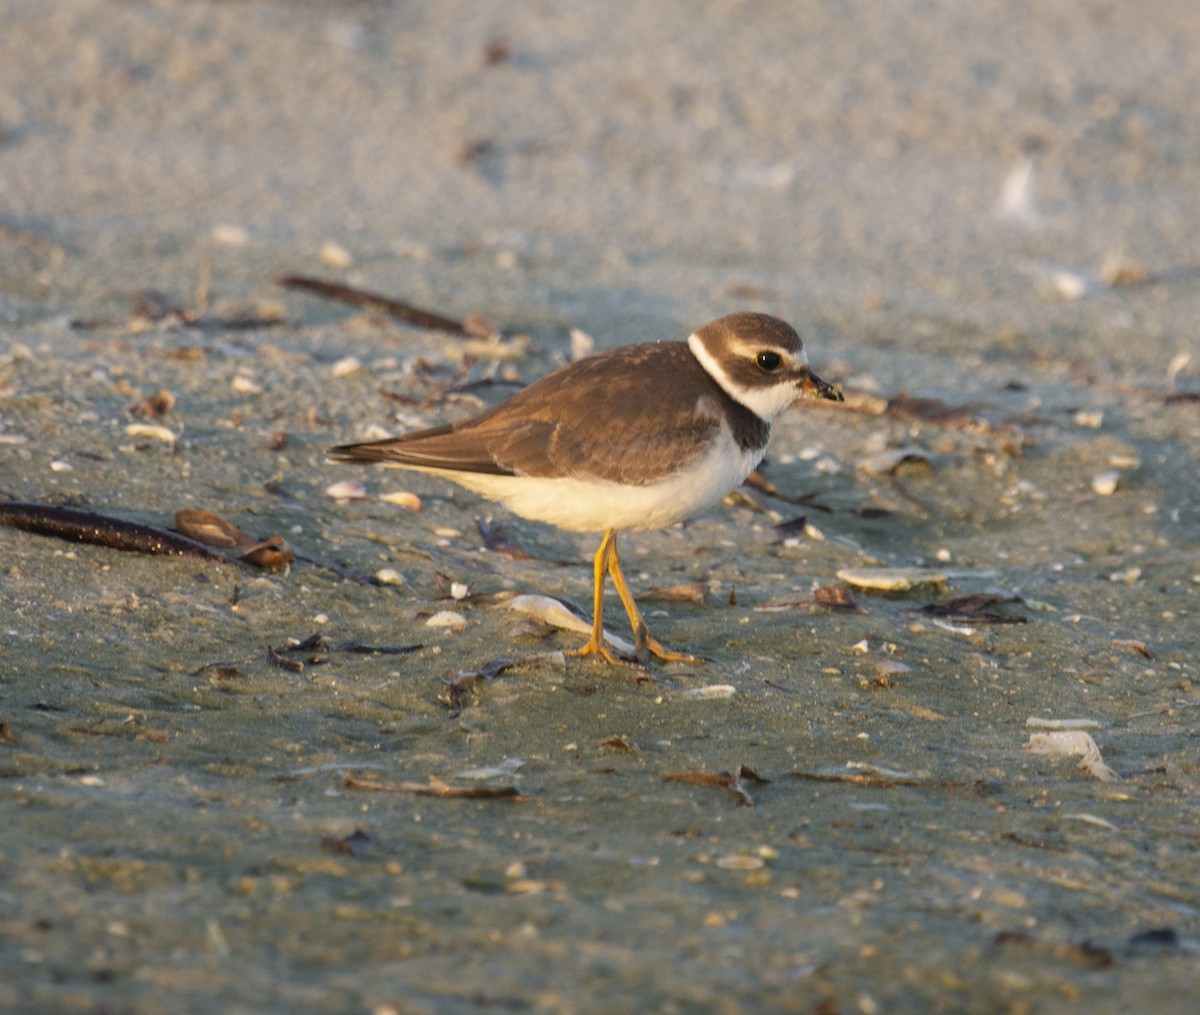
[401,427,765,533]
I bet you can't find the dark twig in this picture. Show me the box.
[0,501,227,562]
[277,275,491,337]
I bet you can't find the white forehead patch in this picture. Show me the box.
[687,331,803,420]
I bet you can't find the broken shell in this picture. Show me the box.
[125,423,179,447]
[320,240,353,269]
[375,568,405,585]
[1025,717,1101,730]
[175,509,248,548]
[507,593,635,657]
[1167,350,1192,386]
[1025,730,1095,757]
[715,854,765,871]
[425,611,468,630]
[876,659,910,676]
[1091,471,1120,496]
[569,328,595,362]
[837,567,948,592]
[379,491,422,511]
[212,224,249,246]
[325,479,368,501]
[679,685,736,700]
[1024,730,1118,782]
[231,375,263,394]
[857,447,934,477]
[331,355,362,378]
[240,536,294,571]
[997,157,1038,223]
[1068,813,1119,832]
[1043,268,1089,301]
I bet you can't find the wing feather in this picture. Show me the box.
[329,342,763,485]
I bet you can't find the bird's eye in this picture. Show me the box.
[756,351,782,372]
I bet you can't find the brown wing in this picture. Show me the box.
[329,343,748,485]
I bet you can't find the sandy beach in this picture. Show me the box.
[2,1,1198,1012]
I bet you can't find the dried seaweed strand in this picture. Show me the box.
[343,776,521,799]
[0,501,226,561]
[277,275,472,335]
[788,770,925,788]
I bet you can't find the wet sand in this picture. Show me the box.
[2,2,1198,1012]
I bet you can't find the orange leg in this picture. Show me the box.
[605,532,704,665]
[566,529,629,667]
[568,529,703,667]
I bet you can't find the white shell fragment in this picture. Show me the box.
[997,157,1039,224]
[1024,731,1119,782]
[837,567,948,592]
[846,762,921,780]
[325,479,368,500]
[679,685,737,700]
[1092,470,1120,496]
[1066,813,1119,831]
[1043,267,1090,301]
[212,224,249,246]
[857,447,933,477]
[125,423,179,447]
[320,240,353,268]
[1025,717,1102,730]
[331,355,362,378]
[231,375,263,394]
[507,594,635,657]
[379,491,422,511]
[425,611,468,630]
[930,619,979,637]
[374,568,405,585]
[50,460,73,472]
[1167,350,1192,386]
[801,521,825,541]
[569,327,595,361]
[455,758,526,780]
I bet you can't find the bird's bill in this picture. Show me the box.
[799,369,843,402]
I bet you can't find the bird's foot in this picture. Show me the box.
[634,630,706,666]
[567,638,642,671]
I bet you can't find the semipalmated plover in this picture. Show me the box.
[329,312,842,665]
